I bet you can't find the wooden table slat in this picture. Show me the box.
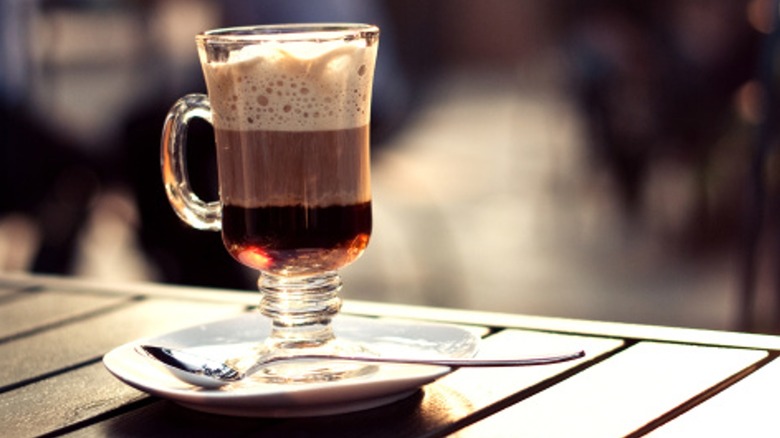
[0,362,147,437]
[0,290,130,340]
[647,356,780,436]
[455,341,768,437]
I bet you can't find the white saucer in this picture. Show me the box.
[103,313,479,417]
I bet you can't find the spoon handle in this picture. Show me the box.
[261,350,586,368]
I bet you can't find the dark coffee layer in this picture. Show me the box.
[222,202,371,273]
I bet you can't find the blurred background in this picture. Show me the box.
[1,0,779,332]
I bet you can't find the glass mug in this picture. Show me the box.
[161,24,379,383]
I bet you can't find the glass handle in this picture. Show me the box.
[160,93,222,231]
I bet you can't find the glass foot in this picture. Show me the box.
[227,338,378,384]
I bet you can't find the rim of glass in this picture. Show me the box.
[197,23,379,43]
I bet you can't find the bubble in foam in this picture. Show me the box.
[203,39,377,131]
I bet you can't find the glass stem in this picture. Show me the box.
[257,271,343,351]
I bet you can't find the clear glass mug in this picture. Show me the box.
[161,24,379,382]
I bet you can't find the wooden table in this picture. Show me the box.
[1,273,778,437]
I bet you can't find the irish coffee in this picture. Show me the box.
[161,24,381,383]
[200,35,377,274]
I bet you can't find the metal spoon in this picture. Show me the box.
[136,344,586,388]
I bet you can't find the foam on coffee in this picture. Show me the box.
[202,39,377,132]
